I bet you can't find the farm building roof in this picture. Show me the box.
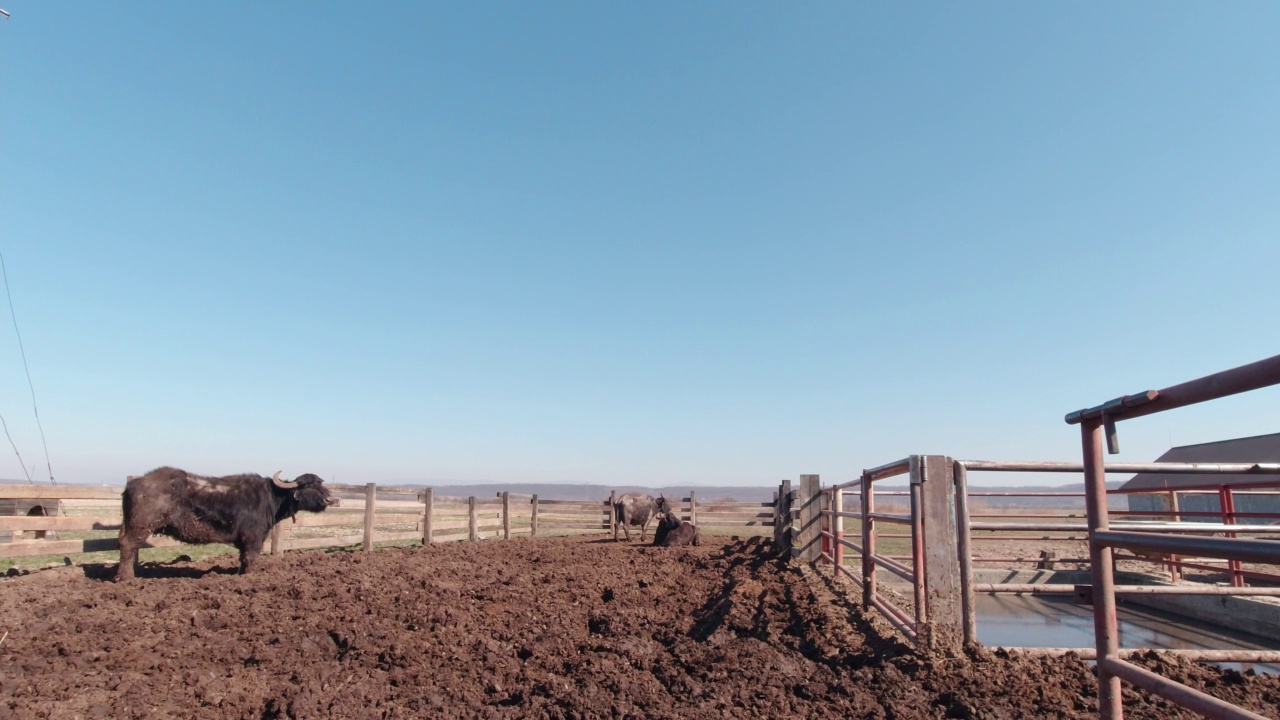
[1121,431,1280,491]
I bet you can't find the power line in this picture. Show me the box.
[0,250,54,484]
[0,413,32,484]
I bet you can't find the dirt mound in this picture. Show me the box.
[1,536,1277,719]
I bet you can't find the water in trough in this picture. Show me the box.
[976,593,1280,674]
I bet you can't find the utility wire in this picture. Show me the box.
[0,250,54,484]
[0,413,32,483]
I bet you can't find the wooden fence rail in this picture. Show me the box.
[1,484,777,563]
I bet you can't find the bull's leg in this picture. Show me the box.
[640,520,648,543]
[237,537,264,574]
[115,526,147,581]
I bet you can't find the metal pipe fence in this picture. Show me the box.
[798,445,1280,716]
[1063,353,1280,720]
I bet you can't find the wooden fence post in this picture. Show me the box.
[610,490,618,540]
[920,455,962,655]
[363,483,376,552]
[772,488,779,545]
[422,488,434,545]
[530,494,538,537]
[776,480,792,555]
[501,491,511,540]
[468,496,477,542]
[795,474,820,562]
[689,491,697,525]
[270,522,283,555]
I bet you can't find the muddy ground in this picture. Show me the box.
[2,536,1278,719]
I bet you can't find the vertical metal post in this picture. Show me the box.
[1166,490,1181,582]
[502,491,511,540]
[363,483,376,552]
[1083,419,1123,720]
[609,490,618,540]
[1220,485,1243,587]
[423,488,434,545]
[833,486,844,576]
[824,486,834,561]
[861,471,876,608]
[468,496,477,542]
[954,460,977,647]
[909,456,928,645]
[530,494,538,537]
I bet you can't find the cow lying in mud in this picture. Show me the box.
[116,467,338,581]
[613,493,671,542]
[652,512,699,547]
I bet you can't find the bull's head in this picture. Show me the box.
[655,494,671,515]
[272,471,340,511]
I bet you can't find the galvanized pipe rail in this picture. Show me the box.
[974,583,1280,596]
[1003,647,1280,664]
[812,447,1280,678]
[1065,353,1280,720]
[817,458,928,647]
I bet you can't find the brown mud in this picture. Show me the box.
[1,536,1278,719]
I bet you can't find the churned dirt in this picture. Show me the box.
[2,536,1279,719]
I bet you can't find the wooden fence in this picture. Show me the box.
[0,483,778,561]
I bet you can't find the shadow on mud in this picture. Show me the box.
[688,536,916,671]
[80,561,239,582]
[689,537,779,642]
[806,565,917,668]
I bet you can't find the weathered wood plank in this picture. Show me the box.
[694,519,776,526]
[0,485,121,500]
[0,517,120,531]
[285,534,365,551]
[0,535,182,559]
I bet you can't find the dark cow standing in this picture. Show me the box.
[116,467,337,581]
[652,512,700,547]
[613,493,670,542]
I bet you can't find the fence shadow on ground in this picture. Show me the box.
[689,537,779,642]
[806,566,919,670]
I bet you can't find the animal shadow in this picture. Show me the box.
[81,561,238,582]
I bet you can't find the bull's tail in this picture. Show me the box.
[613,503,623,523]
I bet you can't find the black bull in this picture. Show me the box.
[653,512,700,547]
[116,467,337,581]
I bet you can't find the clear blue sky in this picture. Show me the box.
[0,3,1277,487]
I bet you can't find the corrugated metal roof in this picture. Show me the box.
[1120,432,1280,490]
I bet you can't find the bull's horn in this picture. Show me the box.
[272,471,297,489]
